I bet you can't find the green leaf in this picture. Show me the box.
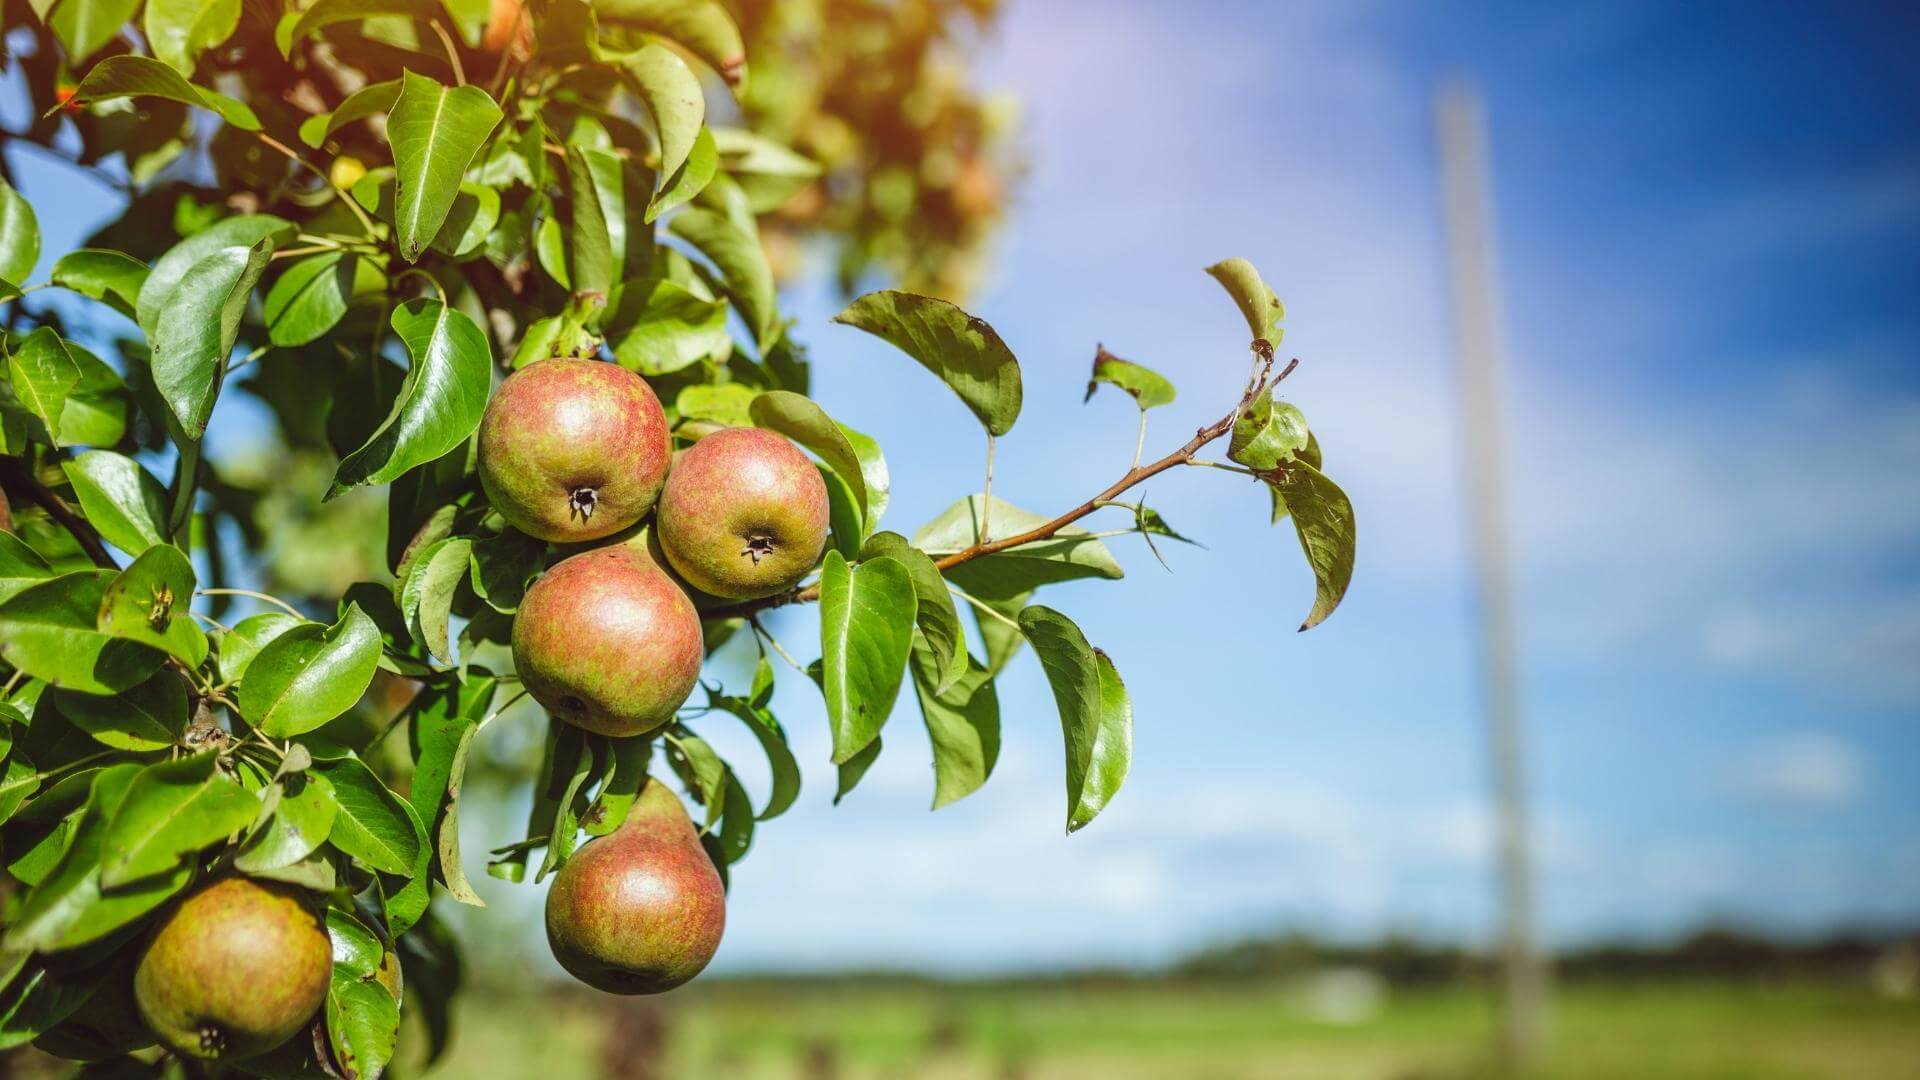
[297,78,401,148]
[563,146,616,299]
[621,43,704,182]
[7,763,190,952]
[386,71,504,262]
[647,124,718,221]
[705,662,800,821]
[398,537,470,663]
[1205,257,1285,346]
[263,251,357,347]
[98,751,257,888]
[710,127,821,213]
[326,972,399,1080]
[858,532,964,692]
[817,550,916,764]
[48,0,143,63]
[0,956,98,1049]
[96,544,207,668]
[746,390,868,518]
[313,756,422,876]
[135,214,291,332]
[0,533,54,605]
[1229,388,1311,471]
[833,291,1023,436]
[149,238,275,438]
[1263,460,1355,631]
[1084,345,1175,410]
[0,571,164,695]
[217,611,305,684]
[669,207,776,350]
[61,55,260,130]
[9,330,129,449]
[145,0,242,73]
[0,179,39,287]
[595,0,747,87]
[912,495,1123,598]
[676,383,756,427]
[840,421,890,535]
[62,451,168,555]
[468,528,543,614]
[234,771,337,873]
[833,736,881,805]
[1017,607,1131,833]
[52,671,186,752]
[535,725,596,882]
[606,277,729,375]
[583,735,649,837]
[406,675,496,903]
[327,908,383,979]
[911,644,1000,810]
[0,752,36,827]
[329,299,492,496]
[49,249,148,319]
[239,605,382,738]
[280,0,430,55]
[351,170,501,258]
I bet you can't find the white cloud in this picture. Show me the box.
[1724,732,1865,809]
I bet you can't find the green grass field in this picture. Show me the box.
[422,977,1920,1079]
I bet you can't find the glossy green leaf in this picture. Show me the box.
[705,661,800,821]
[313,755,421,876]
[386,71,503,262]
[859,532,964,692]
[833,736,880,805]
[749,390,868,517]
[234,770,337,873]
[7,764,190,952]
[710,127,821,212]
[145,0,242,73]
[62,451,167,555]
[833,291,1022,436]
[606,277,729,375]
[584,735,649,837]
[1018,606,1132,833]
[1229,389,1311,471]
[911,644,1000,810]
[1205,257,1285,346]
[150,238,275,438]
[0,571,164,695]
[621,43,704,182]
[49,0,143,63]
[135,214,290,331]
[329,299,492,496]
[1264,460,1356,631]
[327,908,383,980]
[840,421,891,535]
[596,0,747,87]
[669,207,776,349]
[49,249,148,318]
[406,674,496,903]
[817,550,916,764]
[676,383,756,427]
[647,124,718,221]
[280,0,430,55]
[218,611,305,684]
[0,533,53,605]
[52,672,185,753]
[535,725,596,881]
[0,958,99,1050]
[62,55,260,130]
[99,752,257,887]
[96,544,206,667]
[468,528,543,614]
[399,536,470,663]
[326,971,399,1080]
[263,251,356,347]
[297,78,401,148]
[239,605,382,737]
[9,329,128,449]
[0,752,36,827]
[352,169,501,260]
[912,495,1123,598]
[564,146,616,299]
[0,180,40,287]
[1084,345,1175,410]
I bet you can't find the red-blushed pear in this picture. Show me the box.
[512,544,703,737]
[478,359,671,543]
[133,877,332,1062]
[655,427,831,600]
[545,778,725,994]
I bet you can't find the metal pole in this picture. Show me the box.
[1434,80,1547,1070]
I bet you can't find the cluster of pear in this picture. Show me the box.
[480,358,828,994]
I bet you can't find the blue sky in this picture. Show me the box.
[6,1,1917,975]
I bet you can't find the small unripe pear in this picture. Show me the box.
[512,544,703,737]
[546,779,725,994]
[478,359,671,543]
[655,427,830,600]
[134,877,331,1061]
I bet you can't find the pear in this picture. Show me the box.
[545,778,725,994]
[134,877,332,1061]
[478,358,671,543]
[655,427,830,600]
[512,544,703,737]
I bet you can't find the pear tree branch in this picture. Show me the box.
[707,355,1299,620]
